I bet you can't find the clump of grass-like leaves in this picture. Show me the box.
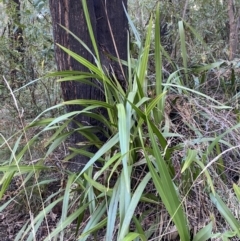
[1,1,240,241]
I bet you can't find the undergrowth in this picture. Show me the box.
[1,1,240,241]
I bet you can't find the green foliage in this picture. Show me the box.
[0,0,58,119]
[193,222,213,241]
[1,0,240,240]
[144,119,190,240]
[210,193,240,239]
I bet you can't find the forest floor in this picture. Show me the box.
[1,71,240,240]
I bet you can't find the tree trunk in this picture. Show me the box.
[94,0,128,84]
[228,0,239,60]
[49,0,128,171]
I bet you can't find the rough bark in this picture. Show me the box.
[49,0,128,171]
[228,0,239,60]
[94,0,128,84]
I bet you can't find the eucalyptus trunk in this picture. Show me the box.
[228,0,239,60]
[49,0,128,171]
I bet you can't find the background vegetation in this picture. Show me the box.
[0,0,240,240]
